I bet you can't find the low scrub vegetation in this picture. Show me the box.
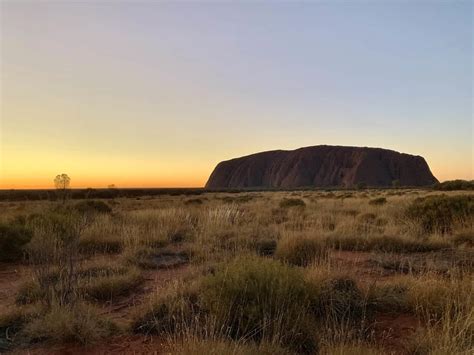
[22,303,117,345]
[279,198,306,208]
[405,195,473,234]
[0,189,472,353]
[0,222,32,262]
[434,179,474,191]
[73,200,112,215]
[275,234,328,266]
[368,197,387,206]
[201,257,317,353]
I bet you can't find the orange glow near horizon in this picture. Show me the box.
[0,154,471,190]
[1,2,472,189]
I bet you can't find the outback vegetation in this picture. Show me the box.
[0,189,472,354]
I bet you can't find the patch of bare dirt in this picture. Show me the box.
[99,264,192,327]
[0,263,29,314]
[11,335,169,354]
[373,312,419,355]
[330,250,395,284]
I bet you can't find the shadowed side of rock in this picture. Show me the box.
[205,145,438,189]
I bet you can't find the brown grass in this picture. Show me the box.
[0,189,472,352]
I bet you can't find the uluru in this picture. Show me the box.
[205,145,438,189]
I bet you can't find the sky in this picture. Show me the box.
[1,1,472,189]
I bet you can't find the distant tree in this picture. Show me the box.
[54,173,71,204]
[392,180,400,188]
[108,184,116,189]
[356,182,367,190]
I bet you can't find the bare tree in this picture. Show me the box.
[54,173,71,204]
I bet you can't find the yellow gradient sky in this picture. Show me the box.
[1,2,472,189]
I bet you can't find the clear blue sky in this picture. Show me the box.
[1,1,472,187]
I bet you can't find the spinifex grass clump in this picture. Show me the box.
[279,198,306,209]
[405,195,474,234]
[200,257,318,353]
[0,222,32,262]
[131,282,200,335]
[73,200,112,215]
[16,263,143,304]
[369,197,387,206]
[21,303,117,345]
[326,234,450,253]
[275,235,328,266]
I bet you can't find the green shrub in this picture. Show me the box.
[200,257,318,353]
[275,236,328,266]
[279,198,306,209]
[369,197,387,206]
[405,195,474,234]
[0,223,32,262]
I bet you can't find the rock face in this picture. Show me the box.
[205,145,438,189]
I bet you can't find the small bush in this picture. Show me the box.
[16,281,45,305]
[184,198,204,205]
[73,200,112,215]
[126,247,190,269]
[279,198,306,209]
[313,277,368,324]
[0,306,42,350]
[253,238,278,256]
[79,238,123,254]
[200,257,318,353]
[81,266,143,301]
[355,213,385,234]
[405,195,474,234]
[326,235,450,253]
[369,197,387,206]
[0,223,33,262]
[132,283,200,335]
[17,263,143,304]
[22,303,117,345]
[434,180,474,191]
[367,283,409,313]
[368,276,472,321]
[275,236,328,266]
[167,227,193,243]
[222,195,254,204]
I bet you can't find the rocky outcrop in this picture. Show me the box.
[205,145,438,189]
